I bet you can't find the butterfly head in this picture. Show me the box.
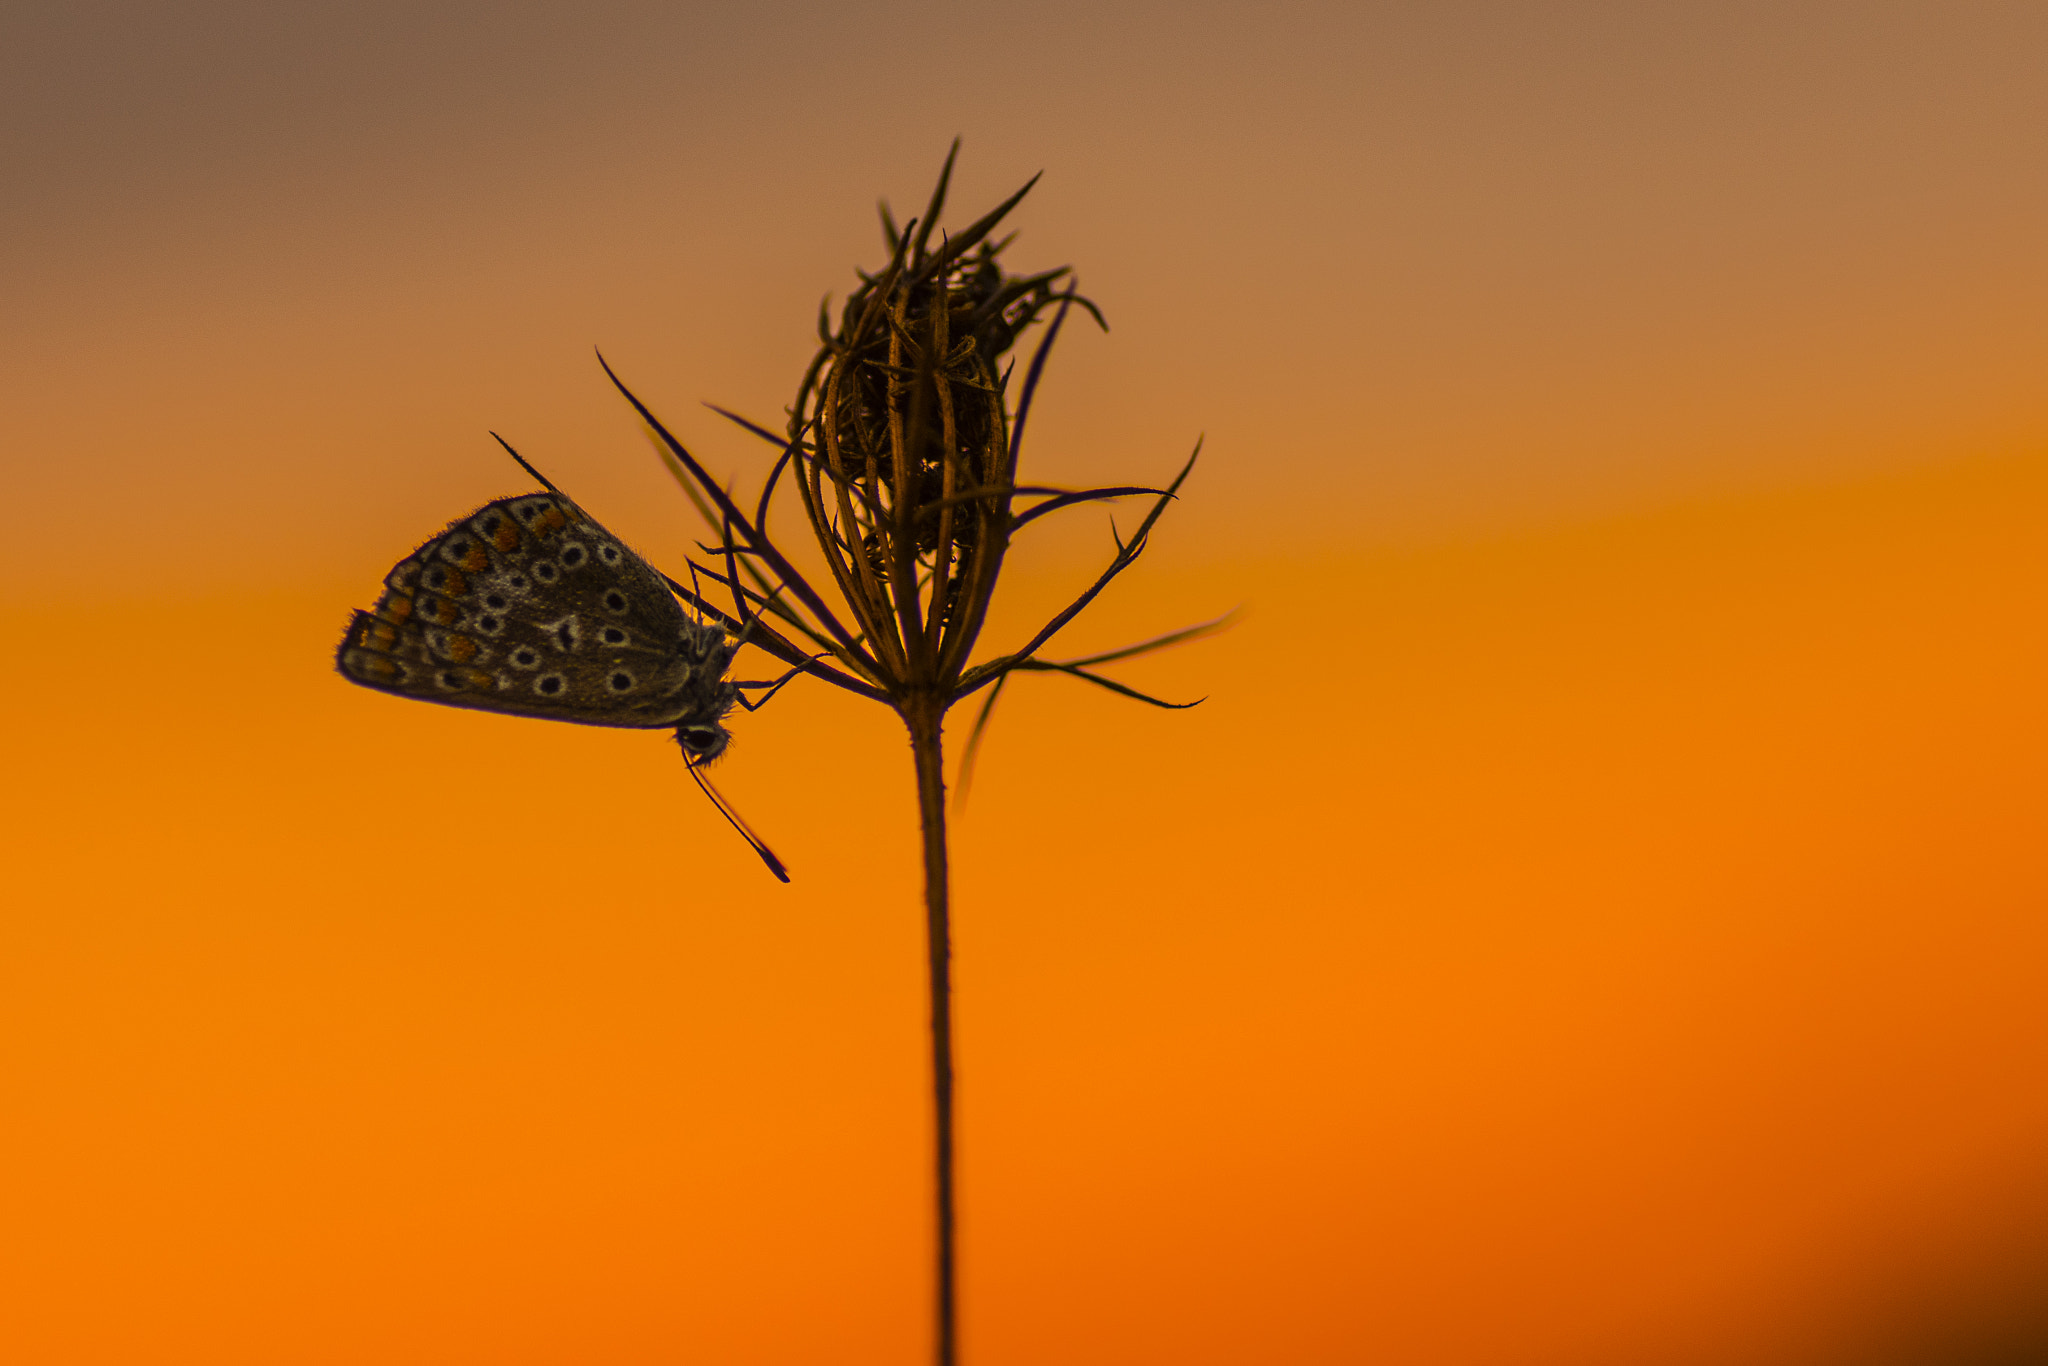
[676,720,731,766]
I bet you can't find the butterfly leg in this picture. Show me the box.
[732,655,827,712]
[686,561,711,625]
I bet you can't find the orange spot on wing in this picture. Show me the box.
[351,652,399,680]
[376,593,414,624]
[441,568,468,596]
[428,599,459,625]
[537,508,568,535]
[358,621,398,650]
[492,523,522,552]
[447,636,477,663]
[460,545,489,572]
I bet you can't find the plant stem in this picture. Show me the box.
[906,694,957,1366]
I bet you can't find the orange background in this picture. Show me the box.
[3,4,2046,1363]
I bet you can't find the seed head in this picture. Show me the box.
[601,143,1222,775]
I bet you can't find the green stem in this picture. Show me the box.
[906,695,957,1366]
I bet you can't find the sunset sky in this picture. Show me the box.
[3,4,2046,1363]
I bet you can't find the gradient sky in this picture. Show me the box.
[3,4,2045,1364]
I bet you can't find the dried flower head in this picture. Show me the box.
[602,145,1219,752]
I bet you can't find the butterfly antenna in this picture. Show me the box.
[490,432,564,494]
[683,751,790,883]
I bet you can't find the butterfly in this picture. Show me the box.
[336,487,788,878]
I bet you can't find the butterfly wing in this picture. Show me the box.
[337,493,730,729]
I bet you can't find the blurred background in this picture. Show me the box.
[3,2,2045,1362]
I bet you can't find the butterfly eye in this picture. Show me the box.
[681,727,718,753]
